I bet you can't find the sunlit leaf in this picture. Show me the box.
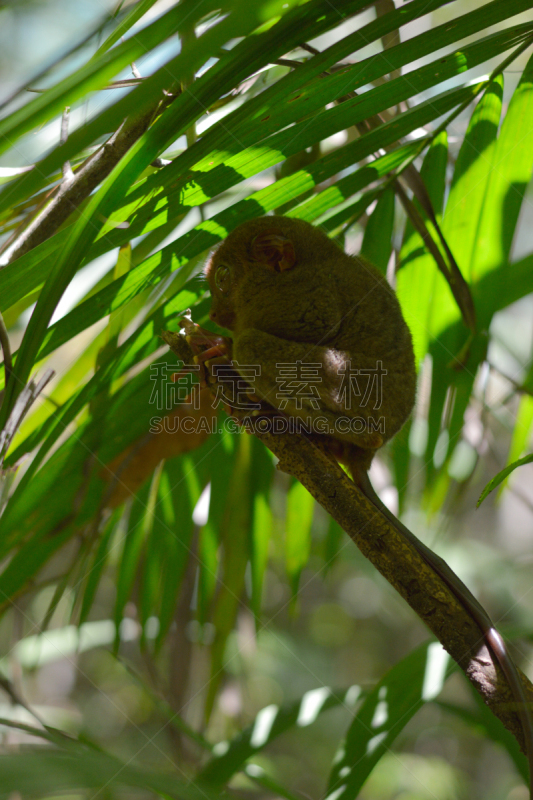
[477,453,533,507]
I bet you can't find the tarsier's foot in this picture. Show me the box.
[200,354,281,425]
[177,316,286,427]
[194,351,238,392]
[193,347,230,389]
[179,321,262,416]
[178,316,232,387]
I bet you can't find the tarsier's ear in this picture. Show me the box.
[251,231,296,272]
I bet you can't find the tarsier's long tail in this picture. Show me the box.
[351,462,533,799]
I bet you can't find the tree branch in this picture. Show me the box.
[0,87,180,267]
[258,425,533,754]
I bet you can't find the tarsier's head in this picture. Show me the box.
[204,216,339,331]
[204,216,301,330]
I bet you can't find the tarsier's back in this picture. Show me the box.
[205,216,416,466]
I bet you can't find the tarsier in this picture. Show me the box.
[181,215,533,782]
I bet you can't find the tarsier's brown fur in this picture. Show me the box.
[197,216,533,786]
[205,215,416,472]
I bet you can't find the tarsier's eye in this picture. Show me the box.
[215,264,231,294]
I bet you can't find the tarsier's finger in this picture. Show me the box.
[186,332,228,350]
[193,345,228,364]
[203,356,233,379]
[196,354,234,389]
[181,321,219,338]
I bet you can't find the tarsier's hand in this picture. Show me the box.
[183,324,232,389]
[181,316,275,422]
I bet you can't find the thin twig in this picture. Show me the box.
[60,107,74,183]
[0,369,54,464]
[488,361,533,399]
[274,58,305,68]
[0,86,180,267]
